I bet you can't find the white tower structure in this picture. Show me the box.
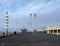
[5,11,8,35]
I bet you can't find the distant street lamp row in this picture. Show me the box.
[5,11,36,36]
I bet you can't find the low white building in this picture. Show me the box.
[36,29,46,33]
[37,29,44,32]
[45,26,60,35]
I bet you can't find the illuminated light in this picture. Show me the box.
[6,24,8,25]
[5,27,8,28]
[5,21,8,22]
[6,15,8,16]
[5,18,8,19]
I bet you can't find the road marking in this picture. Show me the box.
[1,43,6,46]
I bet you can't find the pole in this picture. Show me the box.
[5,11,8,36]
[15,20,17,31]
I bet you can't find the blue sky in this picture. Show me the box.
[0,0,60,32]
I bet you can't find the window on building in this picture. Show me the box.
[58,29,60,33]
[54,30,57,33]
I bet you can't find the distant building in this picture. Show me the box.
[45,26,60,35]
[36,29,46,33]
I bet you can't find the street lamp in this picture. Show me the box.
[15,20,17,32]
[30,13,36,35]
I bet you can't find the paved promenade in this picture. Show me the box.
[0,32,60,46]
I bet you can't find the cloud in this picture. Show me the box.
[0,0,60,32]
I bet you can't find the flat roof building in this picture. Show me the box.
[45,26,60,35]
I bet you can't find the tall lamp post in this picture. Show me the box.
[15,20,17,32]
[5,11,8,35]
[30,13,36,35]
